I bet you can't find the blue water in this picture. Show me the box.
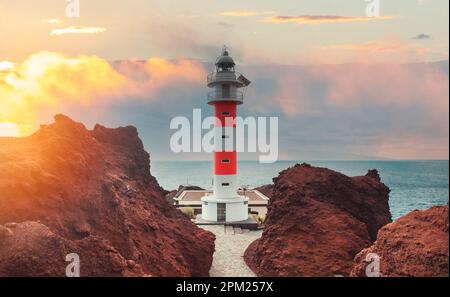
[151,160,449,219]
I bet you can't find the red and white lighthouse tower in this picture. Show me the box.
[201,47,251,222]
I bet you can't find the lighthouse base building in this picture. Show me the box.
[201,196,249,222]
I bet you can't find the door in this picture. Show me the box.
[217,203,226,222]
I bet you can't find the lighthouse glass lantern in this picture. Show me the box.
[201,47,251,222]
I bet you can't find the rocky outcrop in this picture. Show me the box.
[0,221,145,277]
[0,115,215,277]
[351,205,449,277]
[244,163,391,277]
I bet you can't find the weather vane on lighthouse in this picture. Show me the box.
[201,46,251,222]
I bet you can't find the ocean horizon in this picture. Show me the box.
[152,160,449,220]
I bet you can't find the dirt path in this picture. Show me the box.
[200,225,262,277]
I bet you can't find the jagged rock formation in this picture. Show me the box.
[0,115,215,277]
[0,221,144,276]
[244,163,391,277]
[351,205,449,277]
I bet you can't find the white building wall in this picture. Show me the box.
[226,201,249,222]
[202,201,217,221]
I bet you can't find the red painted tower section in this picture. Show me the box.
[214,101,237,175]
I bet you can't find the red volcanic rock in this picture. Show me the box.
[0,221,143,277]
[351,205,449,277]
[244,163,391,277]
[0,115,215,276]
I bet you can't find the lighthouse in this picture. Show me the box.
[201,47,251,222]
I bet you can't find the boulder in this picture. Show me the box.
[351,205,449,277]
[244,163,391,276]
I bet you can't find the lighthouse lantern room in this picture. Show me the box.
[201,47,251,222]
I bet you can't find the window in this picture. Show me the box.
[244,201,248,205]
[204,202,208,205]
[221,159,230,164]
[221,183,230,186]
[221,135,229,139]
[221,112,230,116]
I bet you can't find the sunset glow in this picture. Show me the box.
[50,26,106,36]
[264,15,394,24]
[0,51,205,137]
[0,0,447,160]
[0,61,15,71]
[0,123,20,137]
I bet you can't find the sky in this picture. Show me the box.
[0,0,449,160]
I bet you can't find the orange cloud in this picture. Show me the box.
[0,61,15,71]
[42,19,61,25]
[265,61,448,159]
[274,72,312,117]
[264,15,394,24]
[268,61,448,121]
[220,10,275,17]
[324,41,427,53]
[50,26,106,36]
[368,134,449,160]
[312,38,432,63]
[0,52,206,136]
[317,63,448,112]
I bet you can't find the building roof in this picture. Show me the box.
[176,190,269,205]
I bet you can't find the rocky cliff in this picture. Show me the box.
[244,163,391,277]
[351,205,449,277]
[0,115,215,276]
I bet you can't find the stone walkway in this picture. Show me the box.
[200,225,262,277]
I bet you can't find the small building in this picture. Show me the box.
[175,189,269,222]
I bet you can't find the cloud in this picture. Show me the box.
[323,40,427,53]
[41,19,61,25]
[217,22,234,29]
[0,51,206,136]
[50,26,106,36]
[257,62,448,117]
[0,61,15,71]
[264,15,394,24]
[220,10,275,17]
[242,61,448,159]
[145,20,222,60]
[317,38,432,64]
[1,51,447,160]
[412,33,431,40]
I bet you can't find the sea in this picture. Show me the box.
[151,160,449,219]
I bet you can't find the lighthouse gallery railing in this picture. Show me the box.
[207,90,244,103]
